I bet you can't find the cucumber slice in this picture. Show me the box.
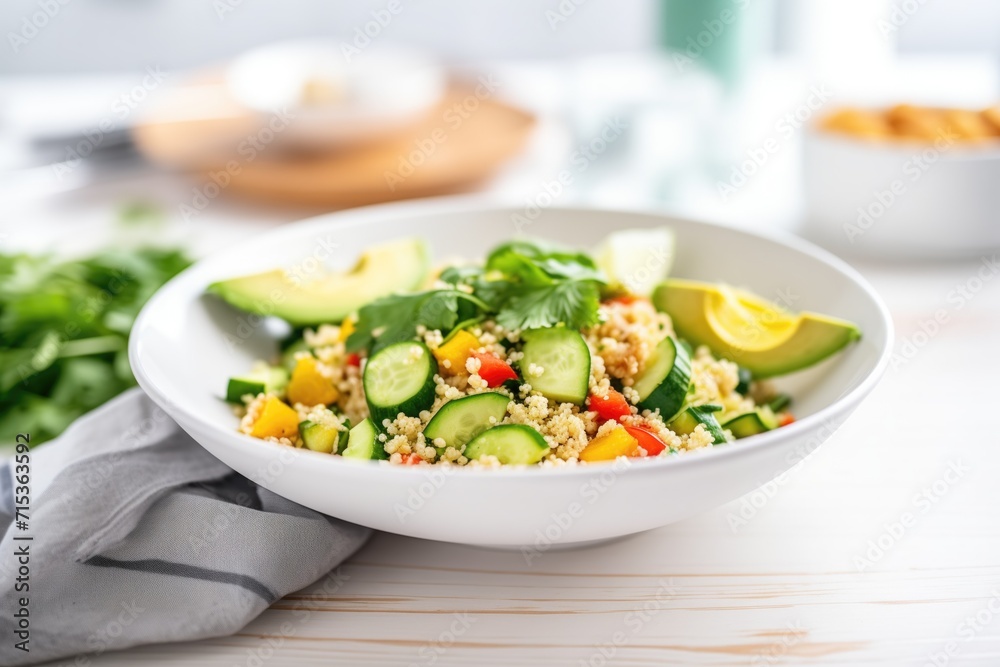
[595,227,675,296]
[464,424,550,465]
[338,418,351,451]
[341,418,387,460]
[299,419,339,453]
[633,336,692,422]
[668,404,728,445]
[423,392,510,453]
[735,367,752,395]
[225,365,289,403]
[767,393,792,413]
[363,341,438,426]
[722,409,777,439]
[520,327,591,405]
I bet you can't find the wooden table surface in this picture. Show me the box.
[49,256,999,667]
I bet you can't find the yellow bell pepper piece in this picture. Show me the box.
[287,356,339,406]
[432,330,480,375]
[580,426,639,462]
[338,317,355,342]
[250,397,300,440]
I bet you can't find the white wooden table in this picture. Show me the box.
[12,57,1000,667]
[48,257,1000,666]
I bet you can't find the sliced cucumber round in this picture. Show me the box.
[341,417,387,460]
[464,424,550,465]
[723,408,777,439]
[225,365,289,403]
[299,419,340,453]
[668,404,728,445]
[423,392,510,453]
[520,327,591,405]
[363,341,438,426]
[633,336,692,421]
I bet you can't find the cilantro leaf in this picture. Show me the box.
[346,289,486,353]
[350,239,606,354]
[496,281,602,331]
[482,239,606,330]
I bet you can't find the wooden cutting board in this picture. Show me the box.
[132,74,535,209]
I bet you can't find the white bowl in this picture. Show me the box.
[227,41,446,150]
[129,198,892,548]
[802,130,1000,259]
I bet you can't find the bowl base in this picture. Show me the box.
[475,532,641,552]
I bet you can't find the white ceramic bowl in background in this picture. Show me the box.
[227,41,446,150]
[802,129,1000,259]
[129,198,892,548]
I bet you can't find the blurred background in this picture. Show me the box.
[2,0,999,441]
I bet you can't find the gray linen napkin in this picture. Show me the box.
[0,388,371,666]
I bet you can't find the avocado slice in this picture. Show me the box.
[207,238,429,326]
[652,279,860,378]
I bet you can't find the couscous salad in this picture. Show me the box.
[208,229,860,467]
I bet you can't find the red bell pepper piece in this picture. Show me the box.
[623,426,667,456]
[587,387,631,422]
[471,351,518,387]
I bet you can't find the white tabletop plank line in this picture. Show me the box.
[39,259,1000,667]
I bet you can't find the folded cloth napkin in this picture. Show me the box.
[0,388,371,666]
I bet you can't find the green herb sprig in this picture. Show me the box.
[347,239,607,353]
[0,247,190,445]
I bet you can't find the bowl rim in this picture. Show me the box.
[805,126,1000,160]
[129,195,894,480]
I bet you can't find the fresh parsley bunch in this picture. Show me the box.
[0,248,190,445]
[346,239,607,353]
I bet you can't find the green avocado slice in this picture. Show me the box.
[652,279,860,378]
[207,238,429,326]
